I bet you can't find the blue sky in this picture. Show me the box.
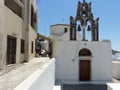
[37,0,120,51]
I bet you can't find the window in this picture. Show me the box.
[31,41,34,53]
[31,5,34,28]
[64,28,67,33]
[21,39,24,53]
[31,5,37,30]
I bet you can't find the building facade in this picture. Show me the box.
[50,0,112,83]
[0,0,38,66]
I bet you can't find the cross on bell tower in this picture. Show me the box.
[70,0,99,41]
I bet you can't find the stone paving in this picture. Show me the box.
[63,84,107,90]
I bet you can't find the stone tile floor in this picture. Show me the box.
[63,84,107,90]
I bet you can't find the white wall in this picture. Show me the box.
[28,27,37,60]
[107,83,120,90]
[55,41,112,81]
[50,24,70,35]
[4,6,23,64]
[15,58,55,90]
[50,25,82,42]
[50,25,82,58]
[0,0,5,66]
[112,61,120,79]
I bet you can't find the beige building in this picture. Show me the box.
[0,0,38,66]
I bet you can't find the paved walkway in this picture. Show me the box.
[63,84,107,90]
[0,57,50,90]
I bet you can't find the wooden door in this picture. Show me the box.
[79,60,90,81]
[7,36,16,64]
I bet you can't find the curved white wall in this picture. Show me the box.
[50,24,70,35]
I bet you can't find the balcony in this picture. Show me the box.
[4,0,23,18]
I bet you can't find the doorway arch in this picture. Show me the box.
[79,48,92,56]
[79,48,92,81]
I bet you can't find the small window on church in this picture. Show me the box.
[64,28,67,33]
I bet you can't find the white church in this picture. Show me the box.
[50,0,112,82]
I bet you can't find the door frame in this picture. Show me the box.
[78,56,92,81]
[6,35,17,65]
[79,59,91,81]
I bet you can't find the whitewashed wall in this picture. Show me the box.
[55,41,112,81]
[15,58,55,90]
[107,83,120,90]
[50,24,70,35]
[112,61,120,79]
[50,25,82,58]
[50,24,112,82]
[50,24,82,41]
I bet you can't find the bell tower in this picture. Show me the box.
[70,16,76,40]
[70,0,99,41]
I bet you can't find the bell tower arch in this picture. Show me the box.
[70,16,76,40]
[69,0,99,41]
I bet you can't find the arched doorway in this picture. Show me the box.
[79,48,92,81]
